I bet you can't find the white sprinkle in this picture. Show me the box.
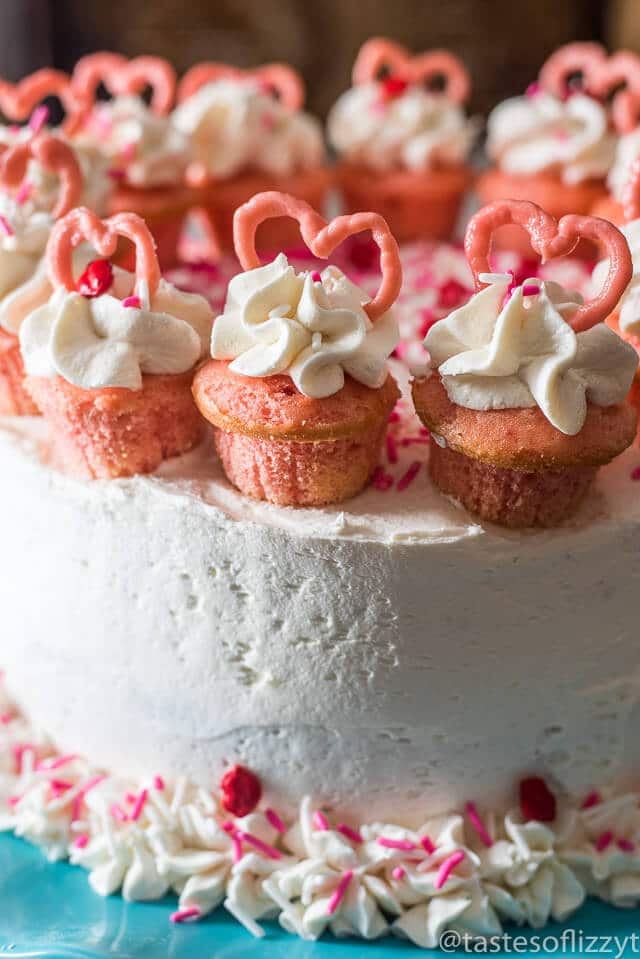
[224,898,266,938]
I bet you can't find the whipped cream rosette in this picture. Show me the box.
[20,207,212,478]
[328,38,476,243]
[0,134,84,416]
[193,190,401,507]
[413,199,638,528]
[173,62,329,258]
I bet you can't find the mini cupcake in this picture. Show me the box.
[71,53,194,267]
[0,134,83,415]
[20,208,213,478]
[173,61,328,255]
[477,44,640,255]
[192,191,401,506]
[0,68,112,215]
[412,199,637,528]
[327,38,478,243]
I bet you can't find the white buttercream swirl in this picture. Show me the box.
[425,273,638,435]
[20,274,213,389]
[172,79,324,179]
[327,83,478,173]
[76,96,192,188]
[0,194,55,335]
[486,92,616,185]
[211,253,399,398]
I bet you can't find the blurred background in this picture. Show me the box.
[1,0,637,116]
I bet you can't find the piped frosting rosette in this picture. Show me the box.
[71,53,191,189]
[413,199,638,528]
[327,39,477,173]
[173,62,324,182]
[20,207,212,478]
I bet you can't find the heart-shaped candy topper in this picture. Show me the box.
[233,191,402,321]
[0,68,85,135]
[177,62,305,113]
[0,134,82,219]
[464,199,632,333]
[47,207,160,303]
[351,38,470,104]
[622,156,640,223]
[588,50,640,103]
[72,52,176,117]
[538,42,608,99]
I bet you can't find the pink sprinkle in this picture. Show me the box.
[419,427,429,436]
[153,775,165,791]
[29,105,49,134]
[326,869,353,915]
[130,789,148,822]
[371,466,394,491]
[435,850,465,889]
[618,838,635,853]
[581,791,601,809]
[388,409,400,424]
[221,819,235,833]
[232,834,243,863]
[377,837,416,851]
[313,810,329,831]
[74,834,89,849]
[397,461,421,492]
[265,808,286,833]
[630,466,640,481]
[0,215,14,237]
[125,793,137,804]
[72,774,107,821]
[7,795,21,807]
[122,295,141,309]
[170,906,201,924]
[36,753,78,772]
[236,830,282,860]
[522,283,540,297]
[107,168,126,181]
[0,713,14,724]
[15,181,32,205]
[420,835,436,854]
[121,141,137,161]
[526,82,541,98]
[392,866,406,880]
[596,830,614,852]
[465,801,493,848]
[386,433,398,464]
[109,802,128,823]
[337,823,363,844]
[311,270,322,282]
[49,779,73,796]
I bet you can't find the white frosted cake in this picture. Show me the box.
[4,238,640,947]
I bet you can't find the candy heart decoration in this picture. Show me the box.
[0,68,85,135]
[71,52,176,117]
[232,191,402,321]
[176,61,305,112]
[0,134,82,219]
[464,199,632,333]
[351,38,471,104]
[538,42,608,99]
[47,207,161,302]
[588,49,640,102]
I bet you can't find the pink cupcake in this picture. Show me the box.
[328,38,478,243]
[20,208,213,478]
[478,44,640,255]
[192,191,401,506]
[173,62,329,255]
[413,199,638,528]
[0,133,83,415]
[71,53,195,267]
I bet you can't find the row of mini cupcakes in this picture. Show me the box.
[5,41,640,266]
[1,138,639,531]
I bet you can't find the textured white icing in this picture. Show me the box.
[172,79,324,179]
[486,92,616,185]
[20,276,214,389]
[425,273,638,434]
[211,253,399,398]
[76,96,192,188]
[327,82,478,172]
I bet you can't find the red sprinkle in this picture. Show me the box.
[618,838,635,853]
[371,466,394,491]
[397,461,421,491]
[29,105,49,134]
[420,835,436,854]
[77,259,113,298]
[219,764,262,817]
[438,278,469,310]
[170,906,201,924]
[388,409,400,424]
[581,791,601,809]
[311,271,322,283]
[386,433,398,464]
[153,775,165,791]
[526,82,541,97]
[419,307,439,338]
[337,823,363,844]
[595,830,614,852]
[630,466,640,481]
[381,75,409,100]
[265,808,286,833]
[519,776,557,823]
[122,295,141,309]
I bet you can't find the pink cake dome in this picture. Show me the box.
[20,207,213,478]
[193,190,401,506]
